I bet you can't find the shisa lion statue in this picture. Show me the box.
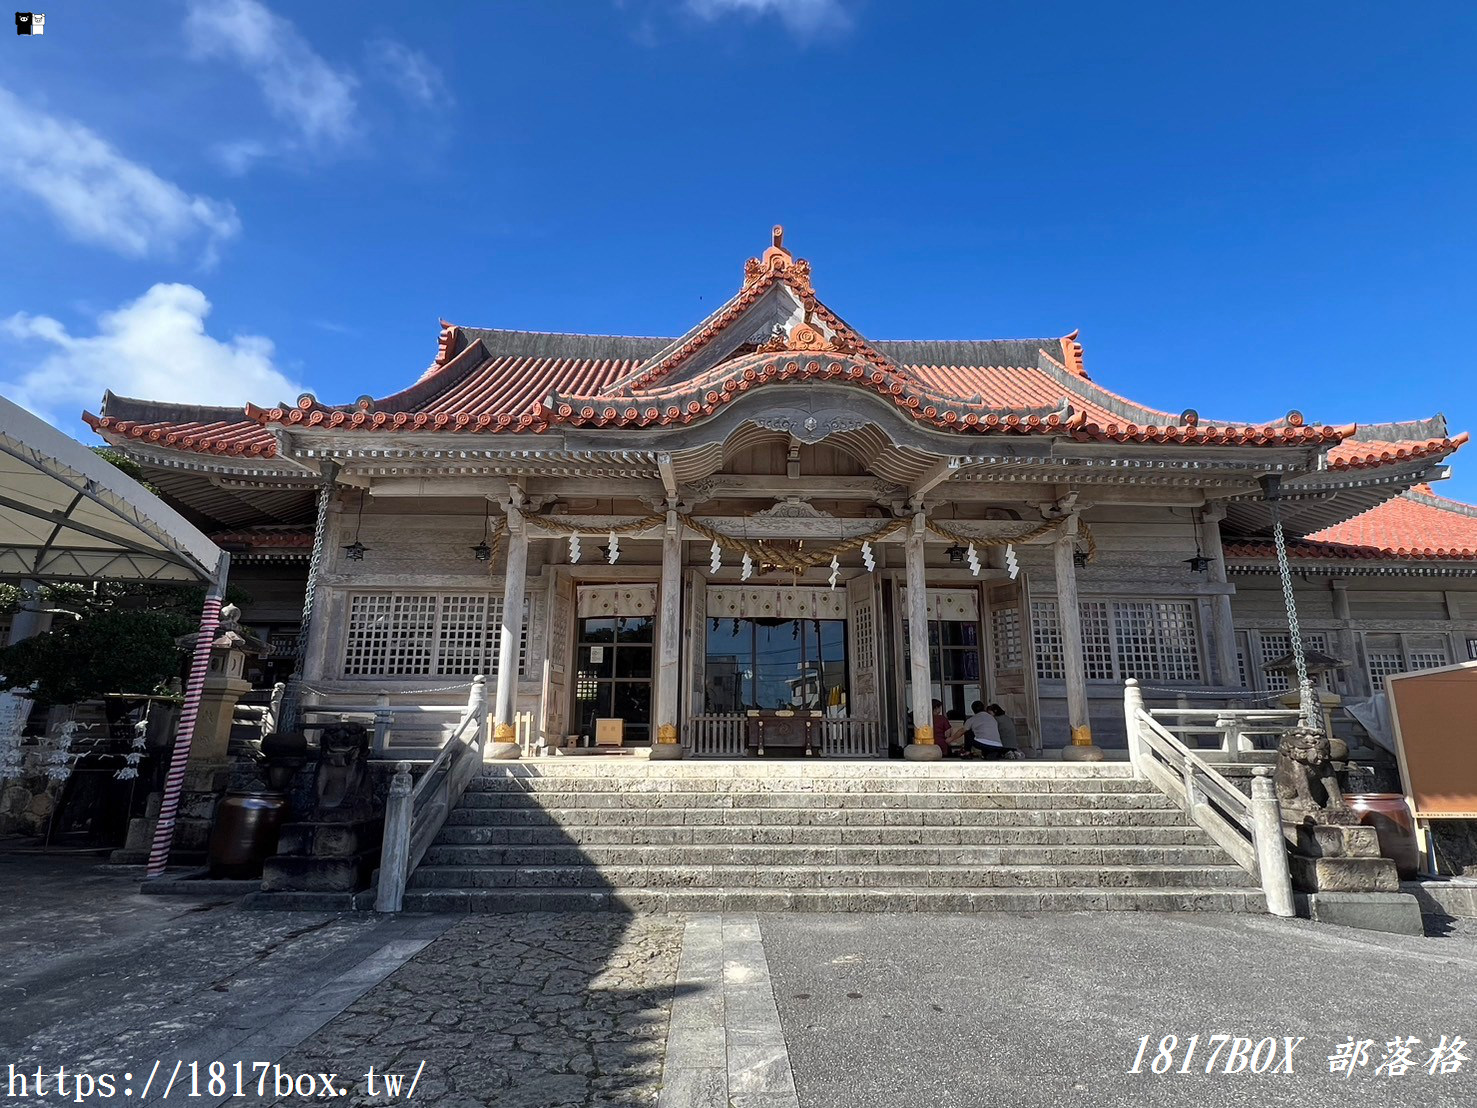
[1274,724,1357,825]
[315,720,370,810]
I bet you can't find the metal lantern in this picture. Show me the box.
[945,543,967,563]
[343,489,369,562]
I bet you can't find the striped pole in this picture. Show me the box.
[146,553,230,879]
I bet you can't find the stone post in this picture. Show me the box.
[374,760,413,913]
[1123,678,1145,778]
[114,600,259,866]
[1250,767,1295,917]
[651,509,685,760]
[489,491,526,761]
[1055,516,1103,761]
[903,511,942,761]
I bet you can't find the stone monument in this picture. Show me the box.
[1276,723,1422,934]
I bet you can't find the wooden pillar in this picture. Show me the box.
[651,509,685,760]
[1199,505,1240,688]
[490,491,526,759]
[903,511,942,761]
[1054,516,1103,761]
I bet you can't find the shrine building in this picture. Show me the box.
[83,229,1477,761]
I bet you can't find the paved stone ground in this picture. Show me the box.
[268,914,684,1108]
[765,911,1477,1108]
[4,852,1476,1107]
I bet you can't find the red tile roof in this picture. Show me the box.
[81,233,1461,468]
[82,410,277,457]
[1326,434,1469,470]
[1225,485,1477,561]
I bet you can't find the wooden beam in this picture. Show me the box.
[909,456,963,499]
[658,453,679,501]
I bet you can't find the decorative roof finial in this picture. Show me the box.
[743,224,810,291]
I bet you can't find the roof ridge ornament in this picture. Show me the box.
[743,224,813,294]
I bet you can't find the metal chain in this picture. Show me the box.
[1270,505,1319,727]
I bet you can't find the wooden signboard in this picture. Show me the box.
[594,718,625,747]
[1387,661,1477,819]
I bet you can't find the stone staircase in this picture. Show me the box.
[400,761,1266,913]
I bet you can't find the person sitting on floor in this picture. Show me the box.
[931,699,955,757]
[986,703,1022,760]
[963,699,1005,759]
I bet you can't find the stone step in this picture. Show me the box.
[407,863,1255,890]
[443,805,1200,828]
[398,886,1267,914]
[466,775,1157,795]
[419,843,1234,867]
[476,763,1138,780]
[432,823,1218,847]
[455,790,1179,811]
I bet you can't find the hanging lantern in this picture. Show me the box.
[606,532,620,564]
[471,499,493,562]
[945,543,967,563]
[343,488,369,562]
[966,542,980,577]
[861,540,875,572]
[1005,544,1019,580]
[1073,549,1089,568]
[1183,507,1212,574]
[709,540,722,574]
[828,554,841,590]
[569,533,581,563]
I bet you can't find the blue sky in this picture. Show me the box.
[4,0,1476,501]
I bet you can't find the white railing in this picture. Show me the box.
[1124,679,1294,917]
[686,715,882,758]
[814,718,882,758]
[375,676,489,913]
[298,689,480,756]
[231,681,286,740]
[689,715,746,757]
[1146,702,1301,754]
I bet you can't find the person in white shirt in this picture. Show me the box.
[963,700,1004,759]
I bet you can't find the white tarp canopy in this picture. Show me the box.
[0,395,221,584]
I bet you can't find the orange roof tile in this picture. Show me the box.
[1225,485,1477,561]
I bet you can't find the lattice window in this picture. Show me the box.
[1366,652,1405,691]
[1361,632,1452,691]
[1031,600,1064,679]
[854,600,875,671]
[1468,637,1477,661]
[344,594,394,676]
[1031,598,1201,683]
[342,591,525,679]
[1148,601,1201,682]
[1079,601,1114,680]
[991,606,1022,673]
[1253,631,1330,693]
[1235,630,1251,688]
[1406,650,1450,672]
[437,595,489,676]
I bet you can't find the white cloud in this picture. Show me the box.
[2,284,309,428]
[366,39,452,107]
[0,85,240,262]
[185,0,359,149]
[685,0,851,35]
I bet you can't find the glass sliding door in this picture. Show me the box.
[704,617,850,715]
[904,617,984,721]
[574,615,654,744]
